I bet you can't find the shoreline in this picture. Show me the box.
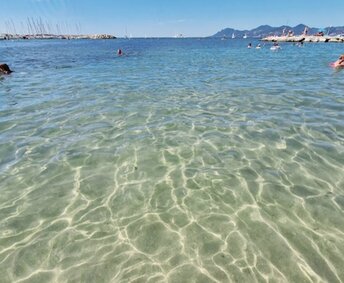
[2,34,344,43]
[262,35,344,43]
[0,34,116,40]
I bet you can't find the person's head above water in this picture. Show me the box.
[0,63,13,74]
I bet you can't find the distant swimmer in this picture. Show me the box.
[256,44,261,49]
[247,43,252,48]
[330,54,344,68]
[117,49,123,56]
[270,42,281,51]
[0,63,13,75]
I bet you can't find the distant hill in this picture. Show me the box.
[212,24,344,38]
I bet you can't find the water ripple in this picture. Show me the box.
[1,39,344,282]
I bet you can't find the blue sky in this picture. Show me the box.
[0,0,343,37]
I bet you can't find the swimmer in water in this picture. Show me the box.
[117,49,123,56]
[332,54,344,68]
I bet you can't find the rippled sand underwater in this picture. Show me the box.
[0,39,344,282]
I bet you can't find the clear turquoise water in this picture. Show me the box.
[0,39,344,282]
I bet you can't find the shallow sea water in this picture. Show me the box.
[0,38,344,282]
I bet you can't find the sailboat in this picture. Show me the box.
[231,33,235,39]
[243,33,247,39]
[124,26,131,39]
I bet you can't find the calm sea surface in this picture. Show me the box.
[0,38,344,282]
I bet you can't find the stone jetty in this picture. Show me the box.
[262,35,344,43]
[0,34,116,40]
